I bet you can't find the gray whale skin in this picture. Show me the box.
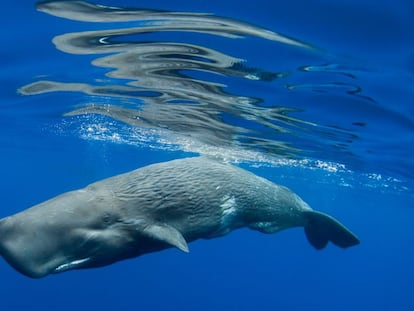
[0,157,359,278]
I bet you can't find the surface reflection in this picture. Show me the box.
[20,1,374,165]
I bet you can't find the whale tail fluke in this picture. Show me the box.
[304,211,360,249]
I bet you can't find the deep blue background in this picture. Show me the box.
[1,1,413,310]
[1,140,413,310]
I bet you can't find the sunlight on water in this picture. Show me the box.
[49,113,407,194]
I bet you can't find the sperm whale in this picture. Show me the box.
[0,157,359,278]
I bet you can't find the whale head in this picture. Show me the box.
[0,189,140,278]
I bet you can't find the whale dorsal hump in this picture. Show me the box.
[304,211,360,250]
[143,223,189,253]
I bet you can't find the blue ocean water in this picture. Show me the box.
[1,0,413,310]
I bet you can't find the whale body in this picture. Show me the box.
[0,157,359,278]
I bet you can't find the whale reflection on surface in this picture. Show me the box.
[21,1,319,156]
[20,0,406,180]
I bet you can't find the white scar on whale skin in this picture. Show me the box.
[219,195,238,234]
[55,258,91,273]
[221,195,237,217]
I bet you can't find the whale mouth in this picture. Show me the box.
[54,257,91,273]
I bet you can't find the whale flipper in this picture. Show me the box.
[143,223,189,253]
[304,211,360,250]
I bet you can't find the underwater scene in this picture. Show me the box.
[0,0,413,310]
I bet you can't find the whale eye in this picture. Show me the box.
[102,213,112,226]
[101,212,121,228]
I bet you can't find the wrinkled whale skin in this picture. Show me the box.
[0,157,359,278]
